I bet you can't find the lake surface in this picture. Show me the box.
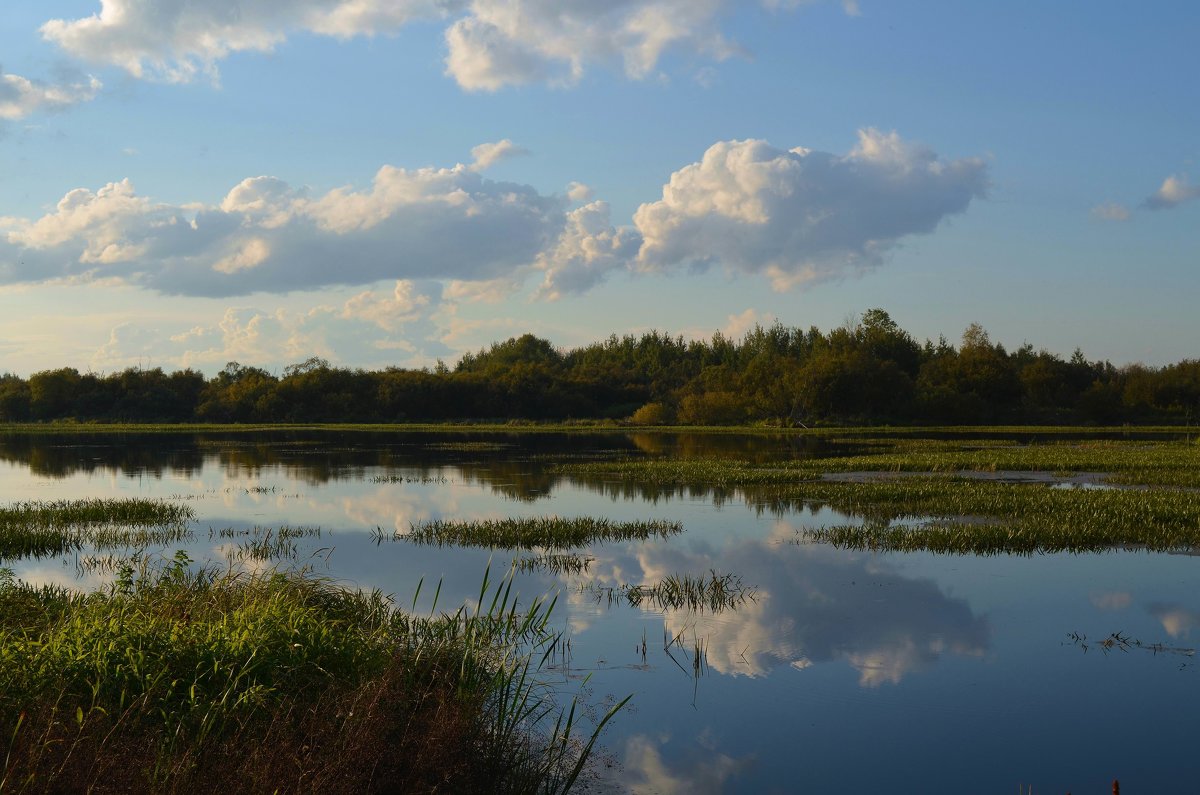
[3,430,1198,793]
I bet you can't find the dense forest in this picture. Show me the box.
[1,310,1198,426]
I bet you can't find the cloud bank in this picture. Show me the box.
[1,155,565,297]
[2,131,985,300]
[42,0,852,90]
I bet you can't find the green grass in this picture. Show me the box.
[381,516,683,550]
[559,437,1200,487]
[0,499,194,561]
[0,557,626,793]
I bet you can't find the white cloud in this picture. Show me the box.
[1,130,982,303]
[1144,174,1200,210]
[40,0,457,83]
[534,201,642,299]
[722,308,775,338]
[1090,202,1131,222]
[1,156,566,297]
[42,1,850,90]
[444,0,735,91]
[566,181,594,203]
[468,138,529,171]
[0,69,100,121]
[633,130,988,291]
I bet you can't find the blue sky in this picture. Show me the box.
[1,1,1197,376]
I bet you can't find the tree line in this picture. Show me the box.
[1,309,1198,426]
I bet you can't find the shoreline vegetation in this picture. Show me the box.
[2,311,1199,427]
[0,557,624,793]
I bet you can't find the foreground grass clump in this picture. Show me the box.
[0,499,194,560]
[387,516,683,550]
[0,559,623,794]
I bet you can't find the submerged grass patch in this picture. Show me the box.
[513,553,594,576]
[382,516,683,550]
[587,571,755,613]
[0,558,625,793]
[0,499,194,561]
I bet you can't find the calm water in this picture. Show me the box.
[3,430,1198,793]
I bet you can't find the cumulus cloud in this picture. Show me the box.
[1090,202,1131,222]
[534,201,642,299]
[444,0,735,91]
[633,130,988,291]
[468,138,529,171]
[1143,174,1200,210]
[1,158,566,297]
[42,1,851,89]
[566,182,594,203]
[40,0,457,83]
[0,69,101,120]
[2,130,982,301]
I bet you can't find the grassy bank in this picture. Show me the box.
[0,559,622,794]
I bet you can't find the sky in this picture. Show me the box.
[0,0,1197,377]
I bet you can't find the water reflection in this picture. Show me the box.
[570,522,989,686]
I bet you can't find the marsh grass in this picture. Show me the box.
[588,571,755,613]
[382,516,683,550]
[0,499,194,561]
[790,477,1200,554]
[514,553,594,576]
[559,437,1200,487]
[0,558,626,793]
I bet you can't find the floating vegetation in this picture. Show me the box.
[587,571,755,613]
[0,559,628,792]
[0,499,195,560]
[513,552,594,576]
[380,516,683,550]
[369,474,449,484]
[1067,631,1195,666]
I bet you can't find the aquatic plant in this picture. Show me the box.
[0,499,194,561]
[587,571,755,613]
[381,516,682,550]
